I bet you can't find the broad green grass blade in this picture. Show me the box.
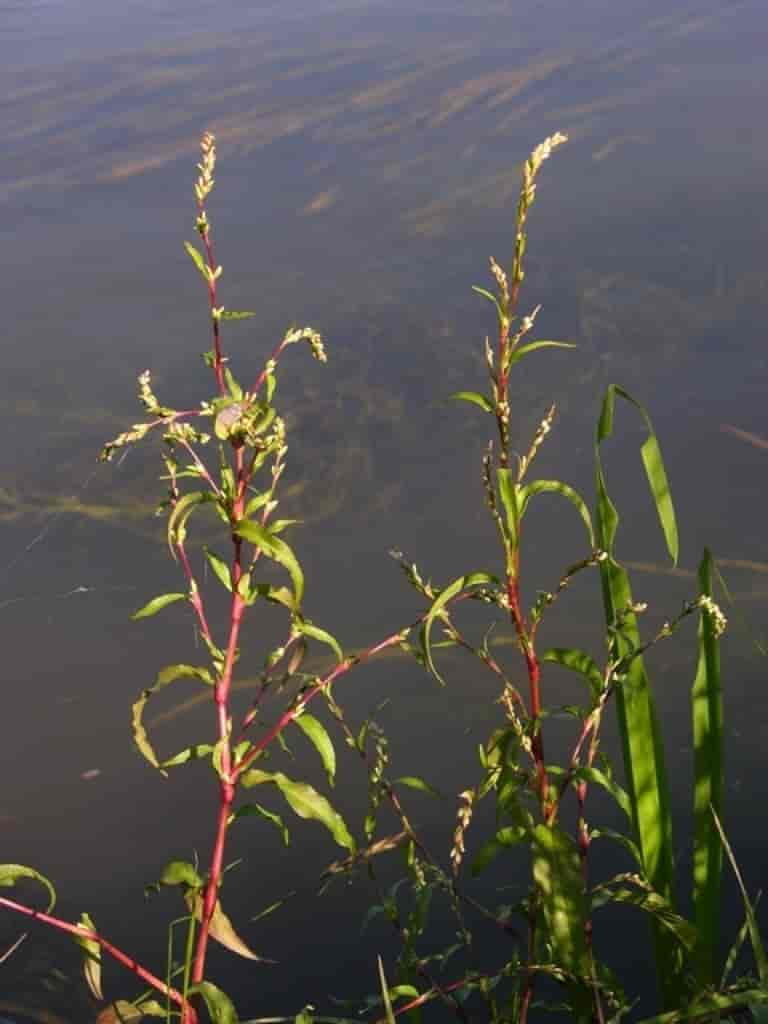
[691,548,724,987]
[594,385,681,1008]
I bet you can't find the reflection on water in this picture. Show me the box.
[3,0,768,1019]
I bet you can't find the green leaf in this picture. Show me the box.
[167,491,215,556]
[711,806,768,985]
[160,743,215,769]
[472,825,527,876]
[595,383,680,1007]
[96,1002,145,1024]
[420,572,498,685]
[230,803,290,845]
[204,546,233,591]
[450,391,494,414]
[75,911,102,1001]
[592,875,697,952]
[0,864,56,911]
[471,285,505,325]
[241,771,355,853]
[588,827,642,867]
[532,824,590,978]
[188,981,239,1024]
[295,713,336,785]
[519,480,594,546]
[131,592,186,621]
[220,310,257,320]
[691,548,724,987]
[507,339,576,367]
[496,468,520,547]
[183,240,208,281]
[578,766,632,821]
[394,776,438,797]
[132,666,212,773]
[185,891,266,961]
[293,616,343,662]
[377,956,397,1024]
[542,647,602,698]
[235,519,304,608]
[159,860,203,889]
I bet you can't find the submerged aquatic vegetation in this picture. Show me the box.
[1,128,766,1024]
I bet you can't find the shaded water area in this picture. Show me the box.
[2,0,768,1018]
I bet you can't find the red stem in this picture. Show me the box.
[0,895,198,1024]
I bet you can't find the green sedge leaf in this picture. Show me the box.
[532,824,590,977]
[183,240,208,281]
[450,391,494,414]
[421,572,498,685]
[293,616,343,662]
[241,770,355,852]
[230,802,290,846]
[691,548,724,987]
[711,806,768,985]
[507,340,575,368]
[394,776,438,797]
[377,956,397,1024]
[0,864,56,911]
[188,981,238,1024]
[295,713,336,785]
[204,546,232,591]
[519,480,594,546]
[542,647,602,698]
[235,519,304,608]
[75,911,102,1001]
[131,592,186,621]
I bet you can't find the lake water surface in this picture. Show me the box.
[2,1,768,1019]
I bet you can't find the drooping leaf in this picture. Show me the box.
[472,825,527,876]
[75,911,102,1001]
[230,802,290,846]
[132,666,213,772]
[167,491,215,556]
[188,981,239,1024]
[542,647,602,698]
[235,519,304,608]
[450,391,494,414]
[295,713,336,785]
[241,770,355,853]
[518,480,594,546]
[0,864,56,911]
[691,548,724,987]
[131,592,186,621]
[592,874,697,952]
[293,617,343,663]
[421,572,498,685]
[185,891,267,962]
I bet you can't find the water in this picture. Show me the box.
[2,0,768,1018]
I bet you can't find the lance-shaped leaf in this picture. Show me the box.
[519,480,594,547]
[592,874,697,953]
[542,647,602,699]
[0,864,56,911]
[295,713,336,785]
[507,339,576,367]
[132,665,214,773]
[241,770,355,852]
[235,519,304,608]
[167,491,215,556]
[532,824,590,978]
[204,546,233,591]
[183,240,209,281]
[131,592,186,621]
[450,391,494,414]
[75,911,102,1001]
[188,981,238,1024]
[691,548,724,987]
[292,616,343,662]
[421,572,498,685]
[230,802,290,846]
[185,891,269,962]
[496,468,520,547]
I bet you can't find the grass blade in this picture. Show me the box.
[691,548,724,986]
